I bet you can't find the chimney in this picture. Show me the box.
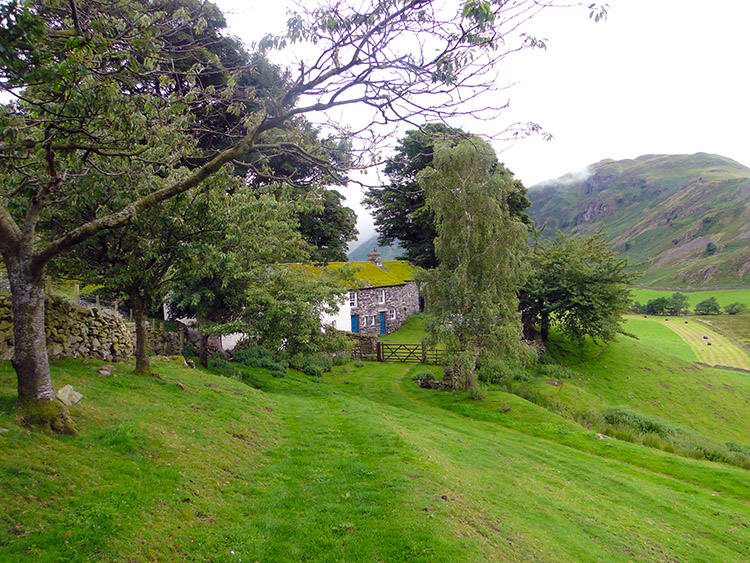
[367,246,383,267]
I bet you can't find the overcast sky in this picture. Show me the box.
[214,0,750,242]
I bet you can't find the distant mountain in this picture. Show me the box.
[347,234,404,262]
[527,153,750,287]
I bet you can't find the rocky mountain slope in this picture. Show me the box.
[527,153,750,287]
[347,234,403,262]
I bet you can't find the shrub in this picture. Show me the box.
[724,302,747,315]
[726,441,750,457]
[601,406,675,437]
[411,371,436,382]
[537,352,555,365]
[477,358,531,384]
[353,360,365,368]
[468,385,487,401]
[287,353,333,374]
[332,352,351,366]
[270,370,286,379]
[209,355,230,371]
[303,364,323,377]
[233,347,287,374]
[182,342,199,358]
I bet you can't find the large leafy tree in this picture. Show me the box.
[297,189,357,263]
[520,232,635,343]
[365,125,531,268]
[51,172,245,376]
[168,215,353,366]
[0,0,601,430]
[417,138,530,390]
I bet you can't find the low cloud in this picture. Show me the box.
[533,166,593,189]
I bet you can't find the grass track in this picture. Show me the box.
[627,315,750,369]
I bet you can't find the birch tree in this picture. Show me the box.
[417,138,530,390]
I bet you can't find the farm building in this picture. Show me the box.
[321,248,420,335]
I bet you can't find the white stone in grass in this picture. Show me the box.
[595,433,610,440]
[56,385,83,406]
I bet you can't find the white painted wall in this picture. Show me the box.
[321,294,351,332]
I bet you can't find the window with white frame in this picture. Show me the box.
[378,288,386,304]
[390,309,396,320]
[349,291,358,308]
[371,315,377,326]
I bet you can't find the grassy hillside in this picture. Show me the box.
[2,340,750,560]
[528,153,750,287]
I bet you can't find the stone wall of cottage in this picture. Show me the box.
[0,295,184,361]
[351,281,420,335]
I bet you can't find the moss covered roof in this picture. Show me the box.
[327,261,415,288]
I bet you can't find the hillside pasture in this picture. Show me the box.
[627,315,750,369]
[3,358,750,562]
[631,287,750,309]
[700,313,750,349]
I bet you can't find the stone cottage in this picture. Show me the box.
[321,248,420,335]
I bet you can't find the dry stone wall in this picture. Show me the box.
[0,295,184,361]
[0,295,133,361]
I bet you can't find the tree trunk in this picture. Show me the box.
[5,254,76,434]
[540,311,550,342]
[198,331,209,368]
[130,290,152,376]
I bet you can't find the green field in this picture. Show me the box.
[625,315,750,369]
[630,287,750,308]
[380,313,427,344]
[2,335,750,561]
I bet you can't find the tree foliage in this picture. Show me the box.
[416,138,530,390]
[694,297,720,315]
[521,232,635,344]
[365,125,531,268]
[639,292,690,316]
[724,302,747,315]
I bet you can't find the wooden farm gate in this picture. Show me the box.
[376,342,444,364]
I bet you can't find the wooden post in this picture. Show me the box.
[376,341,382,362]
[129,309,133,322]
[95,295,100,309]
[421,343,427,364]
[179,329,184,350]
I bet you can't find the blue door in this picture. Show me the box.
[379,312,386,335]
[351,315,359,333]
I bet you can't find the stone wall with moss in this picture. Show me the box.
[0,295,135,361]
[145,323,185,356]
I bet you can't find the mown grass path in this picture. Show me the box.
[628,315,750,369]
